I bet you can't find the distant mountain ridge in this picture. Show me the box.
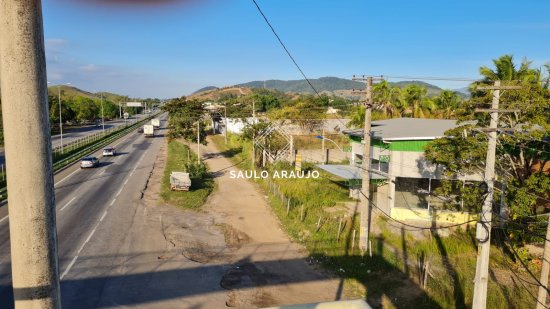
[47,85,131,102]
[230,77,462,98]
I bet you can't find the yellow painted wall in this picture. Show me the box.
[391,207,478,225]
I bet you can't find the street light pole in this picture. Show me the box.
[100,93,105,133]
[58,86,63,153]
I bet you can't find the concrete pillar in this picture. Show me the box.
[0,1,61,307]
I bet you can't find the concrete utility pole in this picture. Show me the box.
[537,219,550,309]
[352,75,374,252]
[472,81,521,309]
[100,93,105,133]
[58,86,64,153]
[197,121,201,164]
[224,103,228,144]
[0,1,61,307]
[252,100,256,169]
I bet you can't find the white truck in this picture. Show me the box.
[143,124,155,137]
[170,172,191,191]
[151,118,160,129]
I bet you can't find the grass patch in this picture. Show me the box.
[161,139,214,209]
[211,133,538,308]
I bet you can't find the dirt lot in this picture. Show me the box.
[142,137,355,308]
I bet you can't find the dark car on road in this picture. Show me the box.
[80,156,99,168]
[137,126,144,133]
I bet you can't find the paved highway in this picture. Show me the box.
[0,114,167,308]
[0,114,148,166]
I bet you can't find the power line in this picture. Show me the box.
[250,0,320,95]
[380,75,479,82]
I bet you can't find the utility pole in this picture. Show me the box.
[472,81,521,309]
[352,75,377,252]
[537,218,550,309]
[58,86,64,153]
[321,127,325,153]
[197,121,201,164]
[0,1,61,307]
[224,103,228,144]
[100,93,105,133]
[252,100,256,169]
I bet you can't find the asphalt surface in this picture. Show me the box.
[0,114,166,308]
[0,114,148,166]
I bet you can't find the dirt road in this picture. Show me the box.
[136,137,354,308]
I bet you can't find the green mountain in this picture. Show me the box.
[234,77,451,97]
[236,77,364,93]
[47,85,131,102]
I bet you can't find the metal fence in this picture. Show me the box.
[0,113,161,200]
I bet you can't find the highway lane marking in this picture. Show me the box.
[99,210,108,222]
[61,212,105,280]
[54,168,80,187]
[59,197,76,212]
[59,140,155,279]
[116,188,123,197]
[0,215,7,224]
[54,123,145,187]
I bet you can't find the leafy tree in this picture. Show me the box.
[163,97,207,144]
[73,97,99,123]
[269,100,326,132]
[425,55,550,242]
[48,96,76,125]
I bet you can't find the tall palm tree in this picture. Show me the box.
[433,90,462,119]
[401,85,435,118]
[372,80,400,118]
[479,54,539,83]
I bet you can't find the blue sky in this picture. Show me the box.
[43,0,550,98]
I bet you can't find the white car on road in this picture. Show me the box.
[102,147,116,156]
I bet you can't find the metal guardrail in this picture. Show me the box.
[0,112,162,200]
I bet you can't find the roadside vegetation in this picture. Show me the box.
[211,134,537,308]
[161,139,214,210]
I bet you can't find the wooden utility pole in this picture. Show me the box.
[252,100,256,169]
[0,1,61,307]
[352,75,375,252]
[472,81,521,309]
[537,219,550,309]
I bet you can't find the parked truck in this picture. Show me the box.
[151,118,160,129]
[170,172,191,191]
[143,124,155,137]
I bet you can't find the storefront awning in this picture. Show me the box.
[316,164,388,180]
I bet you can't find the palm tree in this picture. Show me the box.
[372,80,400,118]
[401,85,435,118]
[479,54,539,83]
[433,90,462,119]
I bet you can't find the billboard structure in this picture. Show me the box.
[126,102,143,107]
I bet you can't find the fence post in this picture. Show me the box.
[286,199,290,215]
[300,205,304,221]
[337,216,343,242]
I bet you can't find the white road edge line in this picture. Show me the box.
[110,199,116,206]
[59,197,76,212]
[99,210,108,222]
[0,215,8,224]
[60,256,78,279]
